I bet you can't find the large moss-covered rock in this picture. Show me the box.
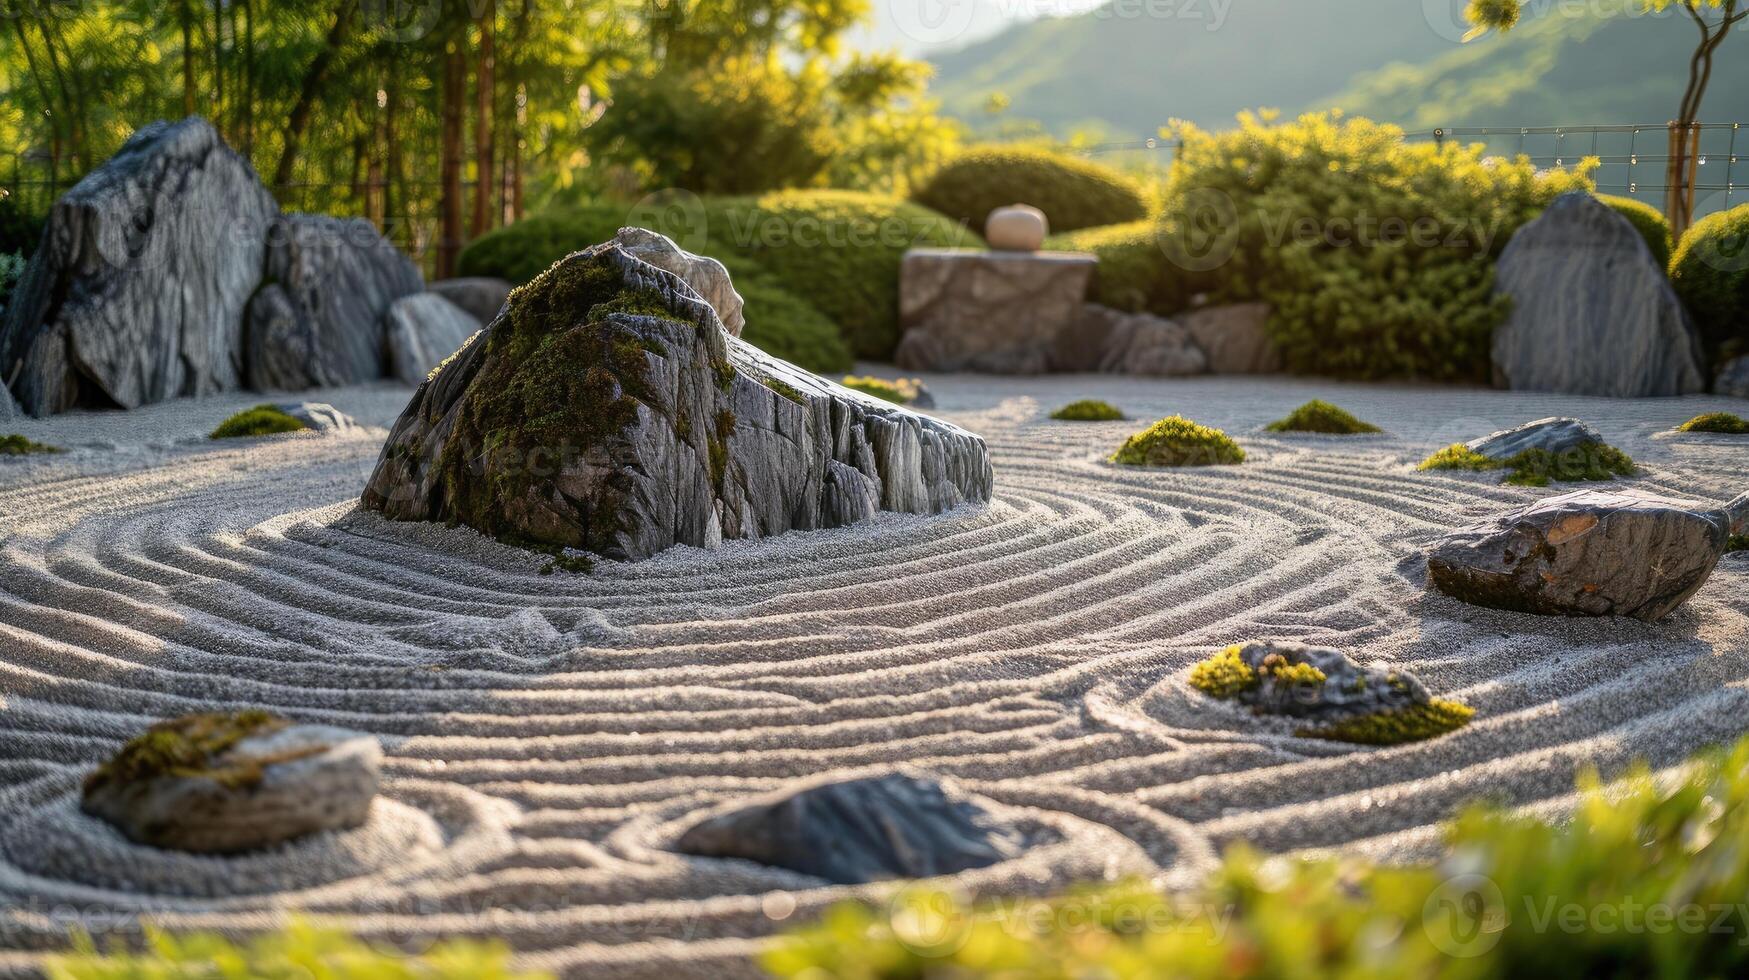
[1427,489,1749,621]
[0,117,278,415]
[361,238,992,561]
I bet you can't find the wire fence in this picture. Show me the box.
[1080,122,1746,220]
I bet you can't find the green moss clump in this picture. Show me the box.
[1418,441,1635,487]
[1050,399,1125,421]
[841,375,923,405]
[1266,399,1381,434]
[1188,646,1257,699]
[1111,415,1244,467]
[912,145,1150,234]
[0,433,62,455]
[1679,412,1749,434]
[209,405,308,440]
[1300,699,1476,745]
[84,710,287,794]
[1727,535,1749,553]
[760,375,806,404]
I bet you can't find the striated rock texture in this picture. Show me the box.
[275,402,356,435]
[1492,192,1706,398]
[1466,417,1605,461]
[0,381,15,420]
[1717,355,1749,399]
[1428,489,1749,621]
[245,214,423,390]
[81,712,380,854]
[895,249,1095,375]
[428,277,513,325]
[1090,306,1208,376]
[675,772,1025,884]
[612,228,744,337]
[0,118,278,416]
[1179,303,1280,374]
[385,293,480,385]
[361,240,992,562]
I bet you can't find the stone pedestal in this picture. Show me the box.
[895,249,1095,374]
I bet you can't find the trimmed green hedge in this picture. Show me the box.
[912,146,1150,235]
[768,733,1749,979]
[458,192,975,363]
[1670,201,1749,362]
[1045,220,1201,317]
[1597,193,1673,270]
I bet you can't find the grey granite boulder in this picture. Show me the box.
[0,117,279,416]
[1492,192,1705,398]
[1427,488,1749,620]
[385,293,479,385]
[895,249,1096,375]
[1215,641,1439,723]
[612,227,744,337]
[81,712,380,854]
[245,214,422,390]
[675,772,1025,884]
[1717,355,1749,399]
[361,237,992,562]
[1091,306,1208,376]
[275,402,356,435]
[0,382,15,421]
[427,277,513,325]
[1179,303,1280,374]
[1465,417,1606,461]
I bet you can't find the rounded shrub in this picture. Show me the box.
[1596,194,1673,270]
[1670,201,1749,361]
[1050,399,1125,421]
[717,255,852,373]
[1111,415,1244,467]
[1678,411,1749,434]
[458,204,629,286]
[912,146,1149,235]
[1265,399,1381,434]
[1045,220,1204,316]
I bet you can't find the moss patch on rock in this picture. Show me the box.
[0,433,62,455]
[1728,535,1749,553]
[84,710,291,794]
[1265,400,1381,434]
[1188,646,1257,699]
[210,405,308,439]
[1050,399,1125,422]
[1419,441,1635,487]
[1112,415,1244,467]
[1301,700,1475,745]
[841,375,923,405]
[1679,412,1749,434]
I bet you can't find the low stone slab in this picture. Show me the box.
[81,711,381,854]
[675,772,1024,884]
[362,235,992,562]
[1492,192,1705,398]
[1465,417,1605,461]
[385,293,480,385]
[428,277,514,326]
[1179,303,1280,374]
[895,249,1096,375]
[1427,488,1749,621]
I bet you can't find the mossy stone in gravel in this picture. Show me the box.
[1188,642,1471,746]
[1419,440,1635,487]
[1111,415,1244,467]
[84,710,288,793]
[1266,400,1381,434]
[1679,412,1749,434]
[1050,400,1125,422]
[0,433,61,455]
[210,405,309,439]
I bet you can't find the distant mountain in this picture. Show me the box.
[926,2,1749,137]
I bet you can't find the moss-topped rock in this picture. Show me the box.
[1050,399,1125,422]
[1111,415,1244,467]
[1188,642,1472,745]
[0,433,61,455]
[1265,400,1381,434]
[1419,417,1634,487]
[362,231,992,562]
[1679,412,1749,434]
[81,711,381,853]
[210,405,308,439]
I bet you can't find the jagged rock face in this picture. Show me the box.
[675,773,1025,884]
[427,277,513,325]
[245,214,423,390]
[81,713,381,854]
[0,382,15,420]
[361,240,993,561]
[0,118,278,416]
[275,402,357,435]
[896,248,1096,375]
[1427,489,1749,621]
[612,228,744,337]
[1492,192,1706,398]
[1466,417,1605,460]
[1179,303,1280,374]
[1718,355,1749,399]
[1088,305,1208,376]
[385,293,480,385]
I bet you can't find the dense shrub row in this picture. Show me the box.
[767,734,1749,978]
[911,145,1149,234]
